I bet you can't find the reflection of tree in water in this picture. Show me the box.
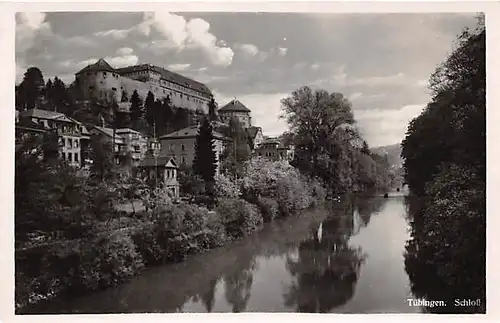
[223,253,257,312]
[354,196,387,227]
[283,210,366,313]
[200,278,218,312]
[404,197,485,313]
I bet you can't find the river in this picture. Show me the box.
[28,193,423,314]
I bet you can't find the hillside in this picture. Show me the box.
[371,143,403,167]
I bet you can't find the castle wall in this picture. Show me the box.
[77,68,211,114]
[219,111,252,128]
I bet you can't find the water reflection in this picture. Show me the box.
[403,197,486,314]
[25,196,423,314]
[283,215,365,312]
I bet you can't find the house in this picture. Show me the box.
[254,137,295,162]
[17,108,89,167]
[115,128,149,166]
[218,99,252,128]
[137,140,180,199]
[159,124,230,173]
[89,126,126,164]
[246,126,264,149]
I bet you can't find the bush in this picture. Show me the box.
[216,198,263,239]
[214,173,241,199]
[15,232,145,311]
[131,224,164,266]
[275,175,313,217]
[256,197,280,223]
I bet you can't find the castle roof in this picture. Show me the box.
[159,125,229,141]
[75,58,116,75]
[115,64,212,97]
[219,99,251,113]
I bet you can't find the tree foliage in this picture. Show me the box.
[193,118,218,186]
[280,86,390,194]
[16,67,45,110]
[402,19,485,313]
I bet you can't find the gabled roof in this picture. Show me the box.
[75,58,116,75]
[19,109,75,123]
[115,64,212,97]
[139,156,178,168]
[246,126,262,139]
[159,125,229,141]
[219,99,251,113]
[91,126,125,142]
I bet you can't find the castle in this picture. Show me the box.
[74,58,213,113]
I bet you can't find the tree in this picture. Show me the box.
[208,97,219,122]
[144,91,156,135]
[89,134,116,182]
[402,18,485,313]
[280,87,357,193]
[173,107,190,131]
[193,118,218,186]
[16,67,45,110]
[130,90,147,132]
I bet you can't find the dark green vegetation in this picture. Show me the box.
[280,87,395,194]
[15,65,394,312]
[402,18,485,313]
[15,72,205,136]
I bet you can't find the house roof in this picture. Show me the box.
[159,125,229,141]
[91,126,125,142]
[19,109,75,123]
[139,156,178,168]
[219,99,251,113]
[246,126,262,139]
[115,63,212,97]
[75,58,116,75]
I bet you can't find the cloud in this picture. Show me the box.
[277,47,288,56]
[167,63,191,72]
[16,13,53,82]
[349,92,364,101]
[116,47,134,56]
[94,29,129,40]
[142,11,234,67]
[354,104,426,146]
[237,43,259,57]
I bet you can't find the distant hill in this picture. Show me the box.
[371,143,403,168]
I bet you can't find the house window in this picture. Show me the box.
[74,153,79,163]
[181,144,185,152]
[66,138,71,148]
[75,139,79,148]
[134,145,140,152]
[67,152,72,162]
[62,152,66,160]
[170,143,175,151]
[181,156,186,164]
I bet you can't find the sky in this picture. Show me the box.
[15,12,478,147]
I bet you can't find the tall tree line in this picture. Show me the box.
[401,17,485,313]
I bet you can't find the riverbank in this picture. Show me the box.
[15,159,328,313]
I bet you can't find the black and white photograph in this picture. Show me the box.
[3,2,492,319]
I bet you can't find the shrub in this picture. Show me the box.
[256,197,280,223]
[214,173,241,199]
[275,174,313,217]
[216,198,263,239]
[131,224,164,266]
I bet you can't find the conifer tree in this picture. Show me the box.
[144,91,156,135]
[130,90,146,132]
[208,97,219,122]
[193,117,218,185]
